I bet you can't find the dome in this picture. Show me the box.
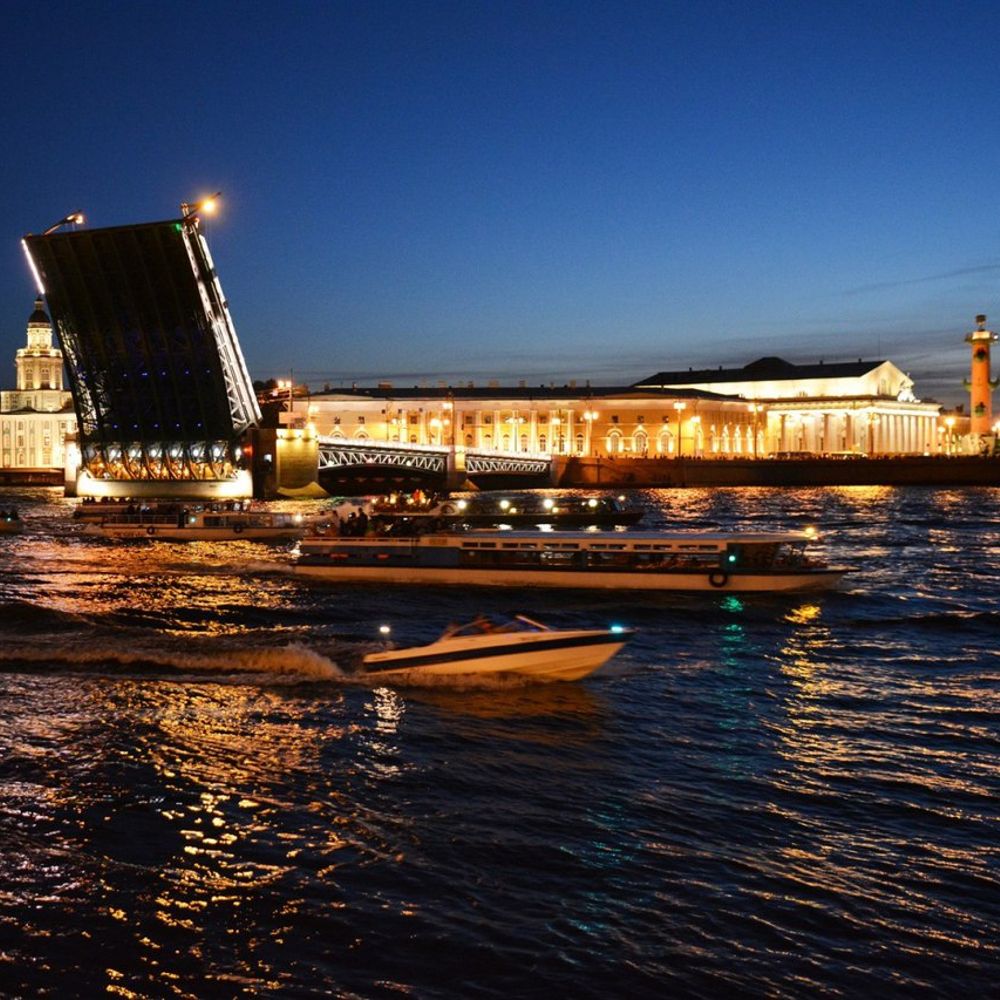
[27,296,50,326]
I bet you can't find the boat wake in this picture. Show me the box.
[0,639,346,682]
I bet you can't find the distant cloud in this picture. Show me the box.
[844,264,1000,296]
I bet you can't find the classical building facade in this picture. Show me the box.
[0,298,76,470]
[635,357,942,456]
[291,355,943,460]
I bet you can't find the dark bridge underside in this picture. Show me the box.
[317,463,551,496]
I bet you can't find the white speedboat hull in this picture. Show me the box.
[363,628,629,682]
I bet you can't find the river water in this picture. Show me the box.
[0,486,997,998]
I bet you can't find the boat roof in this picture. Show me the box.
[309,529,814,545]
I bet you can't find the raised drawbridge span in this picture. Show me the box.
[23,210,260,498]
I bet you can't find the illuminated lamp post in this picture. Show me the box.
[42,211,85,235]
[748,403,763,458]
[945,416,956,455]
[550,413,563,454]
[276,378,294,419]
[582,410,599,456]
[673,401,687,456]
[689,415,701,456]
[180,192,221,219]
[443,398,454,449]
[506,413,525,451]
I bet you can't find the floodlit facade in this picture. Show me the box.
[0,298,75,470]
[294,355,944,460]
[634,357,942,455]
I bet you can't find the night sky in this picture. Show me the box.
[2,1,998,404]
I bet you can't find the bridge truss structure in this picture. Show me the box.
[317,437,551,481]
[23,216,260,486]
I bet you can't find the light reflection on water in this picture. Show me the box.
[0,485,999,995]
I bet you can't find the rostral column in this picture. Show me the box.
[964,314,999,435]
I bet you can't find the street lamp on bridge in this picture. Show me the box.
[672,401,687,456]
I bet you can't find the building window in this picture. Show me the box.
[575,433,584,454]
[410,415,418,425]
[606,430,622,454]
[333,416,341,425]
[539,434,547,452]
[637,415,645,424]
[611,415,619,424]
[357,416,365,425]
[483,415,493,424]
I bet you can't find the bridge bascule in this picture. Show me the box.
[23,201,260,499]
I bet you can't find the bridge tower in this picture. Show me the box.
[965,314,999,436]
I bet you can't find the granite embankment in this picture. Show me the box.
[556,455,1000,488]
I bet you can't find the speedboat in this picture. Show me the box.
[361,615,633,682]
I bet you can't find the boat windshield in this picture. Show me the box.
[440,614,551,638]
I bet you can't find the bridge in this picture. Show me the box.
[314,436,553,493]
[23,207,259,499]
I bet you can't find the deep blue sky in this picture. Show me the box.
[2,1,998,404]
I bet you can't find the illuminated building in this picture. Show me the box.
[0,297,75,471]
[964,314,998,437]
[635,357,941,455]
[300,354,943,462]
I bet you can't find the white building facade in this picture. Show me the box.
[0,298,76,470]
[289,355,943,461]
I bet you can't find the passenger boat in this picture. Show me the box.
[82,507,309,542]
[362,615,632,682]
[295,528,849,592]
[370,492,643,529]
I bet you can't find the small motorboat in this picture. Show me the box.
[361,614,633,682]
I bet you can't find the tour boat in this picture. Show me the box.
[370,492,643,529]
[295,527,849,592]
[361,615,632,682]
[83,507,309,542]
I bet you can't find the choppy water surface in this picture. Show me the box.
[0,486,997,997]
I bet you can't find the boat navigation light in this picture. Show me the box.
[457,499,468,510]
[610,624,626,633]
[804,526,818,538]
[499,499,510,510]
[543,498,555,510]
[617,495,626,502]
[587,498,598,508]
[379,625,391,636]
